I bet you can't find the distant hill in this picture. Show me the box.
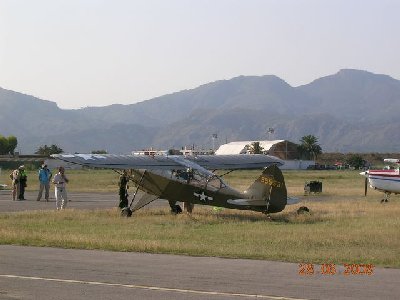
[1,69,399,153]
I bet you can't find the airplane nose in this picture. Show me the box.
[359,171,368,176]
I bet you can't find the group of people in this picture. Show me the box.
[10,164,69,210]
[9,165,28,200]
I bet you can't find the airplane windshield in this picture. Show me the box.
[170,169,225,190]
[165,156,227,191]
[169,156,215,177]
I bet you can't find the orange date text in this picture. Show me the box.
[298,263,374,276]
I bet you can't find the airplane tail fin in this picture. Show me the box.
[244,164,287,213]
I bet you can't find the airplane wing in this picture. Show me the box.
[51,154,283,171]
[52,154,189,170]
[185,154,284,170]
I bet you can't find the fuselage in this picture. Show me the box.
[362,169,400,194]
[130,168,284,213]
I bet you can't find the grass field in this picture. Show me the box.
[1,168,400,267]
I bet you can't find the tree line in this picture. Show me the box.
[0,135,18,155]
[0,134,107,157]
[0,133,378,169]
[248,135,322,161]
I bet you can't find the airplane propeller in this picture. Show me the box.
[360,171,368,196]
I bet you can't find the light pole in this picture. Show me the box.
[267,128,275,140]
[212,134,218,153]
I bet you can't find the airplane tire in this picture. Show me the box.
[121,207,133,217]
[171,205,182,214]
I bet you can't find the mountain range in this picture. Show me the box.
[1,69,399,154]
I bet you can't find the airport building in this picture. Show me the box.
[215,140,314,170]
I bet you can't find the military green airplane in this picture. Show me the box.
[52,154,293,217]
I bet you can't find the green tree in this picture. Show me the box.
[35,144,64,156]
[346,154,365,169]
[0,135,18,155]
[0,135,8,155]
[7,136,18,155]
[248,141,264,154]
[298,135,322,161]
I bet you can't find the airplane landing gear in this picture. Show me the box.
[171,205,182,214]
[381,192,390,203]
[182,202,194,213]
[167,200,182,214]
[121,207,133,217]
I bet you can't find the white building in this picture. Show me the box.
[215,140,314,170]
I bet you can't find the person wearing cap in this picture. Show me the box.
[37,163,52,201]
[9,168,20,201]
[18,165,27,200]
[52,166,69,210]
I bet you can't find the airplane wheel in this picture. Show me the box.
[171,205,182,214]
[121,207,133,217]
[297,206,310,214]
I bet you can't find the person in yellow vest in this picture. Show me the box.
[18,166,27,200]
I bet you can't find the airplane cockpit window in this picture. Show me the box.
[205,175,226,191]
[169,168,225,191]
[168,156,227,190]
[172,169,192,181]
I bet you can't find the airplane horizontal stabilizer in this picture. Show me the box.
[227,199,267,206]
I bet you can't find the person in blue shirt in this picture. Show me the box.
[37,164,52,201]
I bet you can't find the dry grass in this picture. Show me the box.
[0,199,399,267]
[1,168,400,267]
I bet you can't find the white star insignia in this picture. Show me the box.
[194,191,213,202]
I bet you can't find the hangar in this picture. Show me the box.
[215,140,314,170]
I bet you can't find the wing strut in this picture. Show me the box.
[128,170,146,210]
[118,170,146,217]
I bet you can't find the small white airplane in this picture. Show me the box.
[360,159,400,202]
[0,183,7,190]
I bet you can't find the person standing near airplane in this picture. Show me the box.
[9,168,20,201]
[118,170,129,209]
[52,166,69,210]
[18,165,27,200]
[37,164,52,201]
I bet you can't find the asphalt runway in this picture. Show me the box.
[1,190,400,299]
[0,190,165,212]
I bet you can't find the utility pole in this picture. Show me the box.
[212,133,218,153]
[267,128,275,140]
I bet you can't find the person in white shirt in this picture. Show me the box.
[52,166,69,210]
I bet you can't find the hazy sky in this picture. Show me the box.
[1,0,399,109]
